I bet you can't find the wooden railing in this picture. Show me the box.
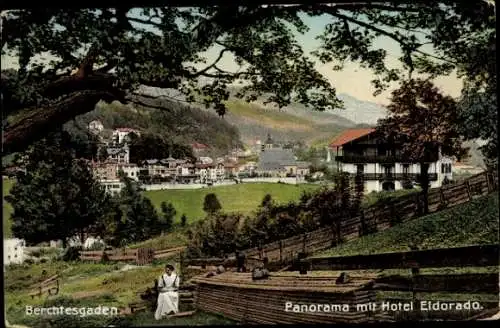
[335,154,439,163]
[304,244,499,271]
[29,274,60,298]
[360,173,438,181]
[79,246,186,265]
[299,244,499,320]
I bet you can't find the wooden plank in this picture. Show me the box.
[373,273,498,294]
[307,244,499,271]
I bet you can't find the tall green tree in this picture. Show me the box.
[2,3,495,155]
[160,201,177,233]
[128,133,194,163]
[203,193,222,215]
[5,131,110,247]
[108,176,162,246]
[377,79,466,214]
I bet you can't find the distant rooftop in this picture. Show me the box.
[258,148,296,171]
[114,128,139,133]
[329,128,376,148]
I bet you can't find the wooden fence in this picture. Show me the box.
[188,171,497,269]
[79,246,186,265]
[29,274,60,298]
[301,244,499,321]
[304,244,499,271]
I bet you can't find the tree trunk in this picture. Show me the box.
[420,162,430,214]
[3,90,121,155]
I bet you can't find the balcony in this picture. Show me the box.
[355,173,438,181]
[335,154,438,163]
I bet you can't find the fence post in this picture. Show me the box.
[279,240,283,264]
[439,186,447,206]
[485,172,492,193]
[302,233,307,254]
[465,180,472,200]
[415,193,422,216]
[179,252,184,279]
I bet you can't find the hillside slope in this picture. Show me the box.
[223,100,356,146]
[66,96,243,157]
[317,192,499,257]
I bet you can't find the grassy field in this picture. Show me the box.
[144,182,320,223]
[3,178,319,238]
[3,178,14,238]
[4,254,236,327]
[317,192,499,257]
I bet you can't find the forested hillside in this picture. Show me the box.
[64,96,243,157]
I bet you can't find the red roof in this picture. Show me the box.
[192,142,209,149]
[115,128,138,132]
[329,128,376,148]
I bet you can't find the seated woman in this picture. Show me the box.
[154,264,180,320]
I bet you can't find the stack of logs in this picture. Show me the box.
[192,272,378,324]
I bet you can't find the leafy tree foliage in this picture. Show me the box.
[97,176,162,247]
[160,201,177,233]
[180,214,187,227]
[2,3,495,154]
[129,132,194,163]
[377,79,466,214]
[187,180,358,257]
[5,131,109,247]
[203,193,222,215]
[457,88,497,169]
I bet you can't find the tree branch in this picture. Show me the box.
[3,90,121,155]
[127,16,163,29]
[188,48,231,78]
[320,6,459,65]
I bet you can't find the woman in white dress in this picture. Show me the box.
[154,264,180,320]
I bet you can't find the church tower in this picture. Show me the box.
[265,133,273,150]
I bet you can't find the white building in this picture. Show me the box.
[100,179,124,195]
[198,157,213,165]
[328,128,453,193]
[88,120,104,134]
[196,163,224,183]
[4,238,26,265]
[119,164,140,181]
[112,128,140,144]
[107,145,130,164]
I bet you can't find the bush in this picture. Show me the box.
[86,240,106,251]
[62,246,83,262]
[100,252,110,264]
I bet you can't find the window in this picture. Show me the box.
[384,165,394,175]
[356,164,364,174]
[402,164,410,175]
[442,163,452,173]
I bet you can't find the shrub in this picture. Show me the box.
[62,246,83,262]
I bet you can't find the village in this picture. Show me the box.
[88,120,313,194]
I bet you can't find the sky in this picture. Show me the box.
[0,8,463,105]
